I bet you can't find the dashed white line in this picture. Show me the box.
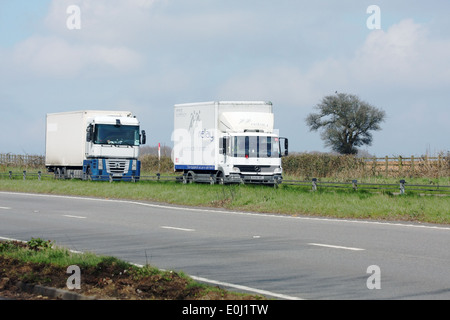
[0,207,11,210]
[189,275,302,300]
[131,262,302,300]
[0,236,20,242]
[308,243,365,251]
[161,226,195,232]
[62,214,87,219]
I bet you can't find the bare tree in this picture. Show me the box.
[306,93,386,154]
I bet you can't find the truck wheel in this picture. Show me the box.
[187,171,194,184]
[183,171,194,184]
[217,172,225,185]
[82,167,92,181]
[55,168,65,180]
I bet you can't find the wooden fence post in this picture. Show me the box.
[400,180,406,195]
[385,156,388,176]
[312,178,317,192]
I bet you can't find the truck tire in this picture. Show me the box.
[183,171,194,184]
[82,167,92,181]
[216,171,225,185]
[187,171,194,184]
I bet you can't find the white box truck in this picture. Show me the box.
[45,110,146,181]
[172,101,288,185]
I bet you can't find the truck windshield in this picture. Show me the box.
[232,136,280,158]
[94,124,140,146]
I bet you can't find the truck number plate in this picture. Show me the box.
[251,176,264,180]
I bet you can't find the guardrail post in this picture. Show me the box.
[312,178,317,192]
[157,173,161,181]
[38,171,41,181]
[109,173,113,183]
[352,179,358,191]
[23,171,26,180]
[399,180,406,195]
[9,171,12,179]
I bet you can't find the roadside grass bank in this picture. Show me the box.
[0,177,449,224]
[0,238,264,300]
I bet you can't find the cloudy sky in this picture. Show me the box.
[1,0,449,157]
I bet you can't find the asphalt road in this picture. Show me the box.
[1,191,449,300]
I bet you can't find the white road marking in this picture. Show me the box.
[2,235,302,300]
[131,262,302,300]
[161,226,195,232]
[0,236,21,241]
[62,214,87,219]
[0,207,11,210]
[188,275,302,300]
[308,243,365,251]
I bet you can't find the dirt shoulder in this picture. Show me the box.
[0,238,266,301]
[0,255,265,300]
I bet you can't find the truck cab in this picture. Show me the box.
[218,132,288,184]
[172,101,288,186]
[84,115,146,181]
[45,110,146,181]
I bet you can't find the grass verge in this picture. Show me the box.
[0,238,264,300]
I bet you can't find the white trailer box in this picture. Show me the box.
[172,101,288,184]
[45,110,145,181]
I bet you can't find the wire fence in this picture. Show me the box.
[360,155,449,176]
[2,170,449,196]
[0,154,45,168]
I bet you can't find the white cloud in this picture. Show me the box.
[44,0,161,45]
[3,0,154,78]
[350,19,450,88]
[9,35,143,78]
[218,19,450,108]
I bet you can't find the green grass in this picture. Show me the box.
[0,238,108,268]
[0,238,264,300]
[0,176,449,224]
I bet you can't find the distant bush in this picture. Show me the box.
[282,153,365,179]
[140,155,174,173]
[139,153,449,179]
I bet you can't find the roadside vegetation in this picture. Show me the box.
[0,171,449,224]
[0,153,450,224]
[0,238,264,300]
[1,153,449,224]
[0,153,449,299]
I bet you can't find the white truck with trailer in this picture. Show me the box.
[45,110,146,181]
[172,101,288,185]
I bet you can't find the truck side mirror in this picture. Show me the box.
[141,130,146,145]
[222,137,227,155]
[279,137,288,157]
[86,125,93,142]
[219,136,228,155]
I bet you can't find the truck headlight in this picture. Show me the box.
[232,167,240,173]
[274,167,282,174]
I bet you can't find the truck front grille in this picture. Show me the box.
[106,159,128,175]
[235,165,274,173]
